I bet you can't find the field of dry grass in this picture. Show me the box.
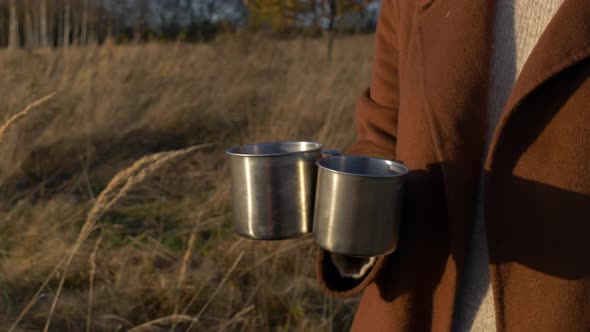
[0,35,374,331]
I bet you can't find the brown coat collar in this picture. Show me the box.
[487,0,590,168]
[414,0,590,262]
[415,0,590,167]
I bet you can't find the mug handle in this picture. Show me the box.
[322,150,342,158]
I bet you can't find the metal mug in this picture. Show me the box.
[226,141,339,240]
[313,155,409,257]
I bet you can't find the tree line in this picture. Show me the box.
[0,0,377,49]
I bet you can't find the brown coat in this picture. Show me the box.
[317,0,590,331]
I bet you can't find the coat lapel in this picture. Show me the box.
[486,0,590,168]
[415,0,590,261]
[415,0,496,263]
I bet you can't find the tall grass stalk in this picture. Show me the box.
[43,143,213,331]
[0,92,55,140]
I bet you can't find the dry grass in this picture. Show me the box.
[0,92,56,142]
[0,35,373,331]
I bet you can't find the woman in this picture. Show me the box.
[317,0,590,331]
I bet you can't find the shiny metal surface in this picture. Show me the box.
[313,155,409,257]
[226,141,323,240]
[322,150,342,157]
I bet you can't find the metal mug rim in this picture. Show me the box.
[315,155,409,179]
[225,141,324,158]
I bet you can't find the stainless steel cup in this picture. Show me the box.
[313,155,409,257]
[226,141,324,240]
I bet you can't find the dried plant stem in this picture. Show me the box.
[225,237,245,257]
[0,92,56,140]
[170,209,204,332]
[213,305,255,331]
[180,274,214,317]
[7,256,67,332]
[100,314,134,327]
[186,251,245,331]
[177,227,198,298]
[41,143,214,332]
[239,239,312,276]
[127,315,198,332]
[86,235,103,332]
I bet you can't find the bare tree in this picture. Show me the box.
[80,0,89,45]
[40,0,48,47]
[135,0,151,43]
[105,0,114,40]
[63,0,71,47]
[32,0,40,47]
[8,0,19,49]
[23,1,34,48]
[87,0,98,44]
[324,0,370,60]
[3,0,351,49]
[24,0,35,48]
[0,9,6,47]
[71,0,80,45]
[327,0,337,60]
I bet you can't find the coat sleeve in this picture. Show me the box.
[316,0,400,298]
[347,0,400,161]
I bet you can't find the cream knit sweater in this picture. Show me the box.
[332,0,565,331]
[452,0,563,330]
